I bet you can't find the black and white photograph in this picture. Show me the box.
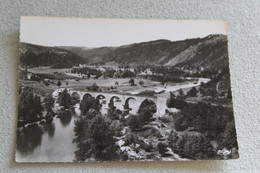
[16,17,239,162]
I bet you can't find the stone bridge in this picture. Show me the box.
[64,89,168,117]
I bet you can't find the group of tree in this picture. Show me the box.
[80,95,101,116]
[44,93,55,121]
[120,69,136,78]
[149,74,185,83]
[73,95,125,161]
[166,91,188,110]
[86,83,100,91]
[71,66,136,79]
[18,87,44,126]
[168,131,214,160]
[187,87,198,97]
[57,89,71,109]
[166,90,238,157]
[150,66,186,77]
[18,87,56,126]
[199,66,232,100]
[44,93,55,113]
[126,99,157,131]
[71,67,102,79]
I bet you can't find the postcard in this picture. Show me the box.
[16,17,238,162]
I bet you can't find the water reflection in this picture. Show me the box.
[42,122,55,139]
[59,110,72,127]
[16,114,77,162]
[16,124,43,155]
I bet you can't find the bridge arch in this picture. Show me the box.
[96,94,107,104]
[123,97,136,115]
[71,92,80,100]
[124,97,136,109]
[82,93,93,100]
[109,96,123,110]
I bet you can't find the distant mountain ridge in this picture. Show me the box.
[20,34,229,69]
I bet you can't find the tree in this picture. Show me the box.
[167,91,188,110]
[18,87,43,124]
[43,80,49,86]
[187,87,198,97]
[138,99,156,124]
[80,96,101,116]
[87,83,99,91]
[44,93,55,113]
[57,80,62,87]
[210,88,218,99]
[139,80,144,86]
[74,111,120,161]
[168,131,179,151]
[58,89,71,109]
[92,83,99,91]
[157,142,170,157]
[221,121,238,150]
[177,89,185,99]
[129,78,135,86]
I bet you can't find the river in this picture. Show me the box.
[16,108,80,162]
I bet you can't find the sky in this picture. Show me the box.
[20,17,227,47]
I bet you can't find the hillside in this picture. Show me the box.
[20,34,229,70]
[61,34,229,69]
[19,43,86,68]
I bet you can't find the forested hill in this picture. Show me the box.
[19,43,85,68]
[61,34,229,69]
[20,34,229,69]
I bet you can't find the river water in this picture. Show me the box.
[16,108,80,162]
